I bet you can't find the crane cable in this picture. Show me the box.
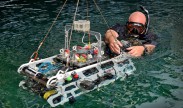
[86,0,91,48]
[92,0,117,42]
[30,0,68,61]
[92,0,110,29]
[30,0,114,61]
[68,0,80,49]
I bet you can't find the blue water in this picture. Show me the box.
[0,0,183,108]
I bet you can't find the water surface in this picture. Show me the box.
[0,0,183,108]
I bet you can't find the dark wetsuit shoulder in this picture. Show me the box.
[143,32,158,46]
[110,23,126,40]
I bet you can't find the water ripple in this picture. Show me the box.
[0,0,183,108]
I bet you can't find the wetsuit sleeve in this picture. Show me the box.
[110,23,125,40]
[110,23,122,33]
[144,32,158,46]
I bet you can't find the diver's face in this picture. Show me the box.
[126,22,145,35]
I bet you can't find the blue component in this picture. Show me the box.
[38,62,54,73]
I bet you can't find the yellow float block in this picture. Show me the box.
[43,90,57,100]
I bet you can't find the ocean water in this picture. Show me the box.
[0,0,183,108]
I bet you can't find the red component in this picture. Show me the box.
[65,49,70,53]
[81,54,87,59]
[75,54,80,59]
[77,46,82,49]
[93,49,98,54]
[73,74,79,79]
[84,45,90,50]
[75,54,79,56]
[72,72,79,79]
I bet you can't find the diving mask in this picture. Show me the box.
[126,22,146,35]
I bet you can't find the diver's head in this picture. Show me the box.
[127,11,146,35]
[129,11,146,25]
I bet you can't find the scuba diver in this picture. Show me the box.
[104,6,157,57]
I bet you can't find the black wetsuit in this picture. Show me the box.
[111,23,157,46]
[105,23,157,56]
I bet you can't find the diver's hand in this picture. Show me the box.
[108,36,123,54]
[126,46,145,57]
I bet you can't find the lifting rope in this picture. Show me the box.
[92,0,117,41]
[92,0,110,29]
[30,0,113,61]
[86,0,91,48]
[30,0,68,60]
[68,0,80,50]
